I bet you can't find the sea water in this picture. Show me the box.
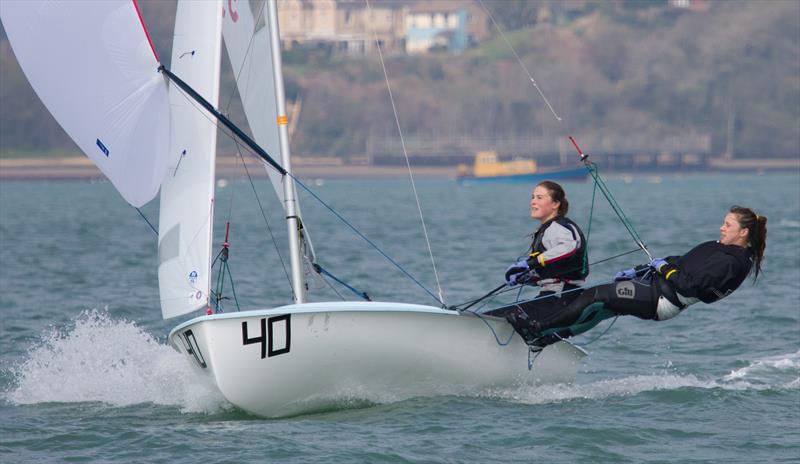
[1,173,798,463]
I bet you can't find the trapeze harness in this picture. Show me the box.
[526,216,589,296]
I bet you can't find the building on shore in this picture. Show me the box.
[276,0,488,56]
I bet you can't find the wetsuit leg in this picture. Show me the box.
[484,291,561,319]
[484,292,564,344]
[535,279,659,334]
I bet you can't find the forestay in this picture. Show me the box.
[158,0,223,319]
[0,0,169,207]
[221,0,316,262]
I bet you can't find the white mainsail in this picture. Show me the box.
[158,0,223,319]
[0,0,170,208]
[221,0,316,263]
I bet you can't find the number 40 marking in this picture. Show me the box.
[242,314,291,359]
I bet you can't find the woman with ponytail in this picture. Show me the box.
[499,206,767,347]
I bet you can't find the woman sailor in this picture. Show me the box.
[505,206,767,346]
[486,181,589,326]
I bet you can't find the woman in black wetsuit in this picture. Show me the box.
[504,205,768,346]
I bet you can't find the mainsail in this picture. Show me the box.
[0,0,170,207]
[221,0,316,264]
[158,0,223,319]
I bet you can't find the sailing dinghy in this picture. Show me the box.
[1,0,586,417]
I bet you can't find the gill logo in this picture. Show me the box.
[616,281,635,299]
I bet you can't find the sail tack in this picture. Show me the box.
[0,0,170,207]
[158,0,223,319]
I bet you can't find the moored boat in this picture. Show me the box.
[457,150,587,184]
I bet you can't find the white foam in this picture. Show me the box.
[778,219,800,228]
[485,374,713,405]
[489,352,800,405]
[723,350,800,388]
[4,309,229,414]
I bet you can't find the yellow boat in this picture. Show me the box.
[456,151,587,184]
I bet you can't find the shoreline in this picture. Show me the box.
[1,156,798,180]
[0,156,458,180]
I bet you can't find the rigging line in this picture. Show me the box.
[574,315,619,347]
[450,247,643,310]
[476,0,562,122]
[166,67,440,305]
[222,0,268,114]
[314,265,371,301]
[477,2,654,259]
[236,141,295,294]
[364,0,446,306]
[166,76,296,294]
[135,208,158,236]
[309,266,346,301]
[290,173,443,306]
[584,162,651,259]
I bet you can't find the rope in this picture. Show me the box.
[459,307,516,346]
[449,247,641,311]
[365,0,446,306]
[583,161,652,260]
[574,315,619,347]
[314,264,371,301]
[478,0,653,262]
[236,145,294,292]
[135,208,157,236]
[476,0,562,122]
[166,62,443,306]
[290,173,444,306]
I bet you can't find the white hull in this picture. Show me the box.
[169,302,586,417]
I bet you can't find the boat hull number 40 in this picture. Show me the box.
[242,315,291,359]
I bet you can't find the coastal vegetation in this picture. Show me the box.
[1,0,797,160]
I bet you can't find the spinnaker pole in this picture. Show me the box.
[266,0,306,303]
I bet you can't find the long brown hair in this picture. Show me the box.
[537,181,569,216]
[730,205,767,282]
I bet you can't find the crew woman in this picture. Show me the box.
[508,205,767,346]
[486,181,588,321]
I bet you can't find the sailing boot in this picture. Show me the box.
[504,306,543,345]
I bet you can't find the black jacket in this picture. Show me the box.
[664,241,753,304]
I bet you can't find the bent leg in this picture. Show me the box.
[535,280,658,334]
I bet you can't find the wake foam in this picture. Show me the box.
[489,351,800,405]
[723,350,800,389]
[486,374,711,405]
[4,309,228,414]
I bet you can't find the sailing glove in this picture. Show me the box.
[505,260,530,286]
[614,268,637,281]
[614,264,651,281]
[649,258,668,273]
[650,258,679,280]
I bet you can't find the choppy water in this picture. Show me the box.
[1,173,798,463]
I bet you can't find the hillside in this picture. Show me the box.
[1,0,798,160]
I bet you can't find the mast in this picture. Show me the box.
[266,0,306,303]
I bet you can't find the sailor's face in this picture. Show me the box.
[531,186,559,222]
[719,213,748,246]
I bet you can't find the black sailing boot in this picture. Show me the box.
[504,306,543,345]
